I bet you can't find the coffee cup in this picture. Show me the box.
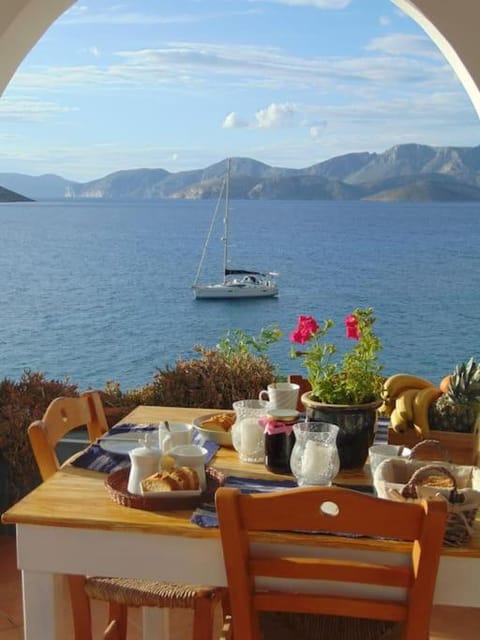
[158,422,192,452]
[168,444,208,490]
[259,382,300,410]
[369,444,403,477]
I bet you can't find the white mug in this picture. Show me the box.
[369,444,403,477]
[259,382,300,410]
[168,444,208,490]
[158,422,192,452]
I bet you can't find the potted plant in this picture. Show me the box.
[289,308,383,469]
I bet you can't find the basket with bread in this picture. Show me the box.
[105,454,225,511]
[373,440,480,546]
[141,465,201,495]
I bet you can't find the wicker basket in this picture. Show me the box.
[402,465,480,546]
[374,458,480,547]
[105,466,225,511]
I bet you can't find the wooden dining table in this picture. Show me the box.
[2,405,480,640]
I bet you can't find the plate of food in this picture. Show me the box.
[193,412,236,447]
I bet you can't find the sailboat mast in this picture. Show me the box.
[222,158,231,283]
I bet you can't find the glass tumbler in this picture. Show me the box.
[290,421,340,486]
[232,399,269,463]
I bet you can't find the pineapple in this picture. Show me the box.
[429,358,480,432]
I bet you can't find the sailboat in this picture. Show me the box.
[192,159,279,299]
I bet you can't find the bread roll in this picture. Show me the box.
[141,472,179,492]
[141,467,200,493]
[418,474,454,488]
[201,413,235,432]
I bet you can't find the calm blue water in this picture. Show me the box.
[0,199,479,391]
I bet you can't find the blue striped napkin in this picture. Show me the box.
[375,418,389,444]
[71,423,220,474]
[191,475,298,527]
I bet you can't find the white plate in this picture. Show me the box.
[99,433,150,456]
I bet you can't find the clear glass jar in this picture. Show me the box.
[232,400,269,463]
[290,421,340,486]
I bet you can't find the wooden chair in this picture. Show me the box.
[287,374,311,412]
[28,392,226,640]
[216,485,447,640]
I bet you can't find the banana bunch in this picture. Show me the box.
[380,374,442,437]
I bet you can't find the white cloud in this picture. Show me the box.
[250,0,351,8]
[222,112,248,128]
[89,46,100,58]
[12,37,454,96]
[366,33,441,60]
[379,16,390,27]
[61,3,260,26]
[0,97,78,122]
[255,103,297,128]
[309,124,327,140]
[62,5,199,25]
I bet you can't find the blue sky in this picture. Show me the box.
[1,0,479,182]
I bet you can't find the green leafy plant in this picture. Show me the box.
[290,308,383,405]
[217,324,282,359]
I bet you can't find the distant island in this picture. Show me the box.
[1,143,480,203]
[0,185,33,202]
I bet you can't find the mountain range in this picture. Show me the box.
[2,143,480,202]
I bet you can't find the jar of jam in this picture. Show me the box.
[262,410,298,474]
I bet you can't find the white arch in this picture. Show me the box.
[392,0,480,118]
[0,0,74,95]
[0,1,479,120]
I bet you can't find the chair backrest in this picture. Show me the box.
[216,486,447,640]
[287,374,311,411]
[28,391,108,480]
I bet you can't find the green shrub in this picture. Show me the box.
[0,370,78,506]
[149,344,277,409]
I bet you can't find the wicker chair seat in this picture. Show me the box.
[85,576,223,609]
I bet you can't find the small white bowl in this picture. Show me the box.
[192,413,234,447]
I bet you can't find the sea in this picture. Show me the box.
[0,199,479,393]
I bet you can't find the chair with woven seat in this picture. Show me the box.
[216,485,447,640]
[28,392,226,640]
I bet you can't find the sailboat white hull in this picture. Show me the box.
[192,158,279,300]
[193,282,278,299]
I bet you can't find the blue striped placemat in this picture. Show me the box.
[71,423,219,474]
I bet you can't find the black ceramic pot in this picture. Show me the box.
[301,392,381,470]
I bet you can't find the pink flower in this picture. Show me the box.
[344,313,360,340]
[289,315,319,344]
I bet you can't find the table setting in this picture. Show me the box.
[4,403,480,640]
[71,421,220,474]
[66,386,397,536]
